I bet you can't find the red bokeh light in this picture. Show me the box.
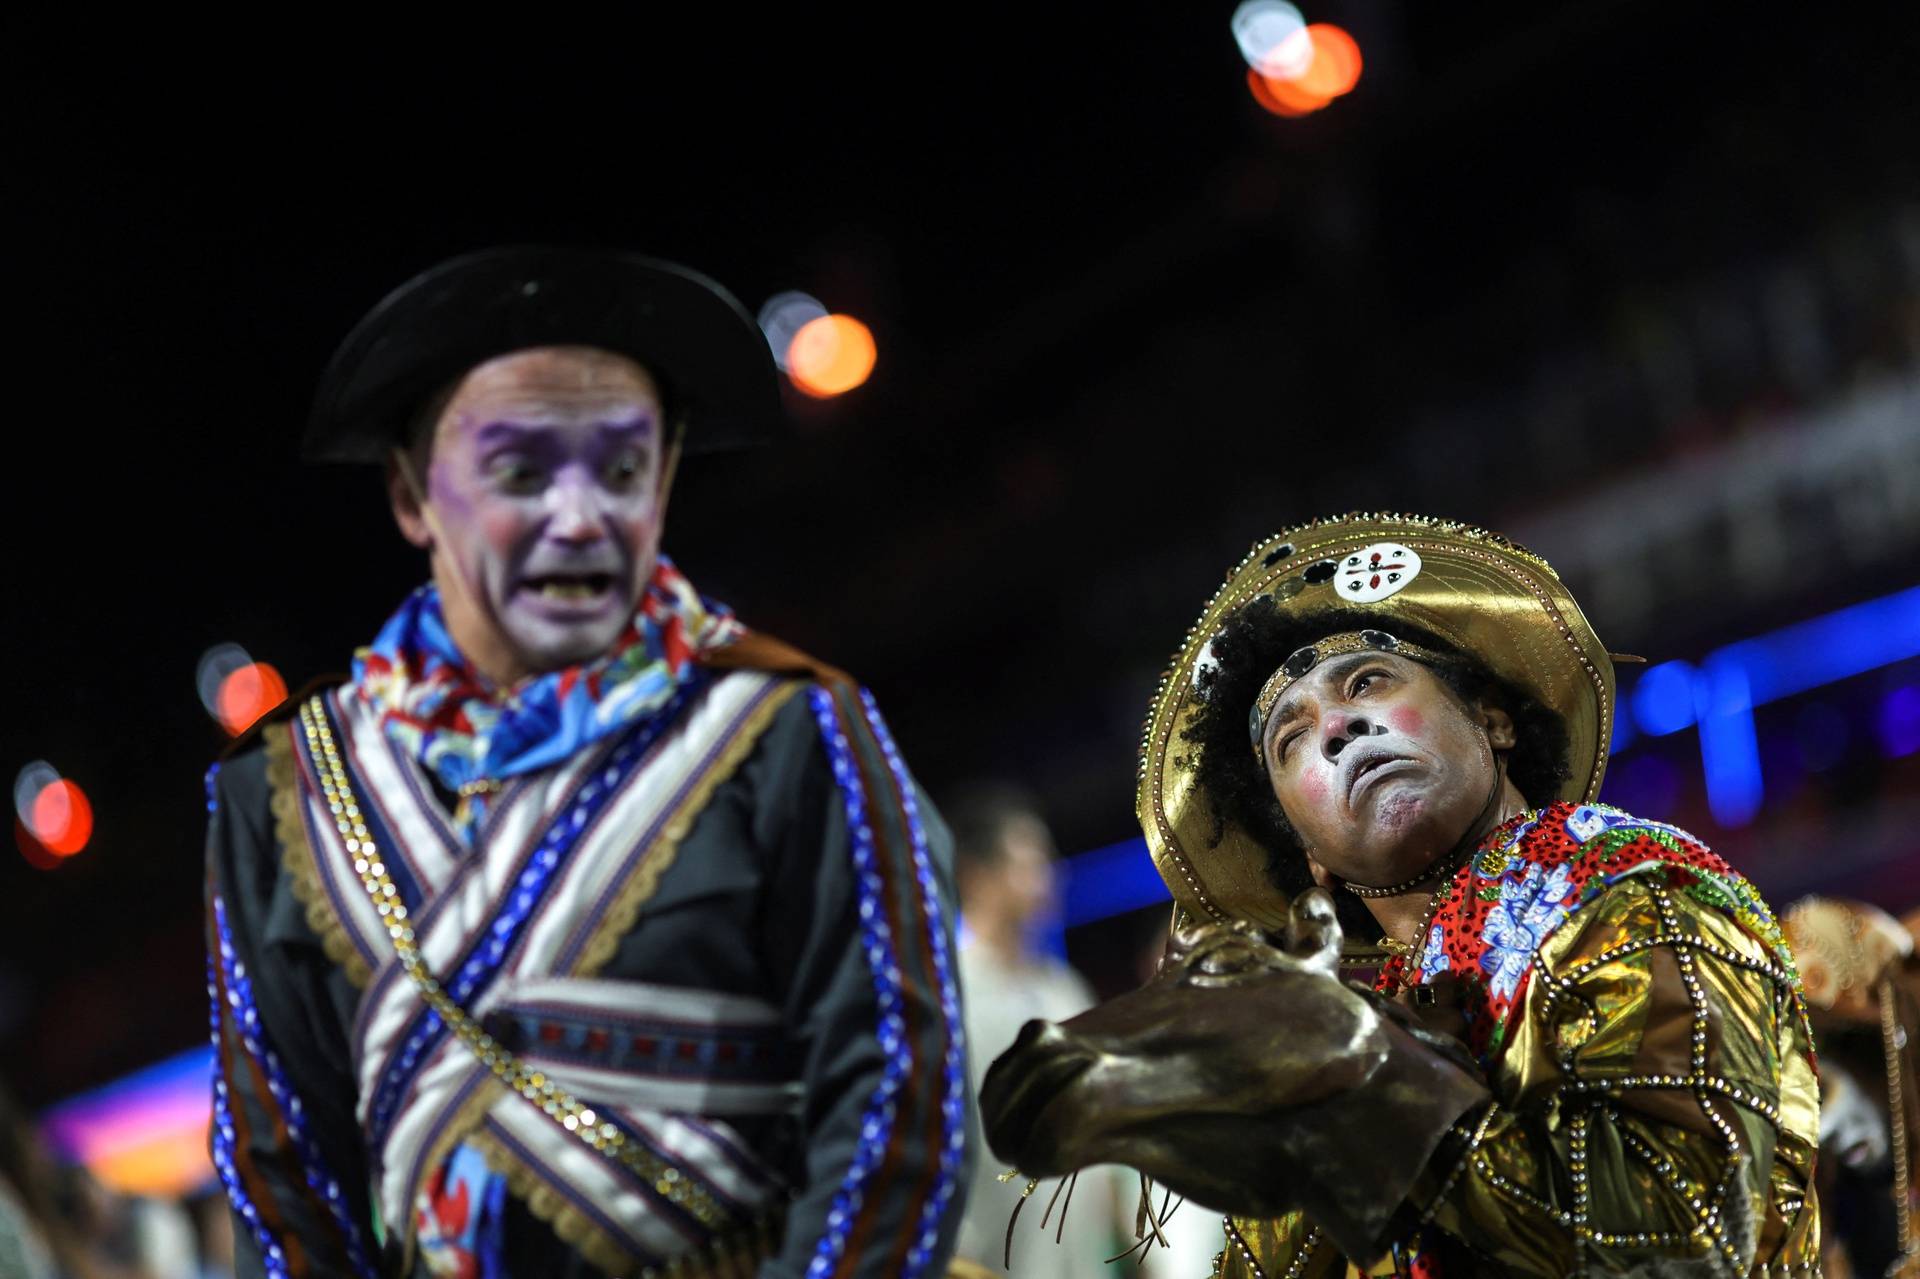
[29,779,93,857]
[15,818,62,871]
[217,662,288,737]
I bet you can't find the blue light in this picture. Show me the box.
[1632,661,1698,735]
[1696,655,1763,827]
[1688,584,1920,825]
[1717,586,1920,704]
[1059,835,1168,928]
[1610,706,1636,753]
[1880,685,1920,758]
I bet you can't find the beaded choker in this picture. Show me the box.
[1341,837,1478,900]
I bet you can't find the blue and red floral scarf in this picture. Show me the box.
[351,555,741,826]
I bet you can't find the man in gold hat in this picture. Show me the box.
[1784,896,1920,1277]
[1018,514,1821,1276]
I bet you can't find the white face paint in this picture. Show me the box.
[1336,543,1421,604]
[419,348,670,675]
[1820,1059,1891,1170]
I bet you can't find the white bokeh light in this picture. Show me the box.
[757,292,830,373]
[196,643,253,722]
[1231,0,1314,80]
[13,760,59,829]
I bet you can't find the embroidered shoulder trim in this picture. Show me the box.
[264,724,372,988]
[572,678,805,977]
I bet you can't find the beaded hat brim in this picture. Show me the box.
[1137,513,1618,933]
[305,246,779,463]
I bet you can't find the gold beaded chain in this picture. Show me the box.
[1381,873,1457,996]
[1884,976,1916,1265]
[297,698,734,1233]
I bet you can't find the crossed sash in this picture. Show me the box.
[273,669,802,1273]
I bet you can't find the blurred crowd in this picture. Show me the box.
[0,1086,230,1279]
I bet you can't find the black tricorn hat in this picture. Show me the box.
[304,246,778,462]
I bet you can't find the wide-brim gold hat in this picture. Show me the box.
[1138,512,1618,932]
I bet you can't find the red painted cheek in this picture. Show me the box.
[1389,706,1425,739]
[1295,768,1331,811]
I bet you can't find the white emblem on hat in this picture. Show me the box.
[1338,543,1421,603]
[1192,633,1222,691]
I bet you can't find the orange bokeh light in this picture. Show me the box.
[786,315,877,398]
[30,780,93,857]
[217,662,288,737]
[1248,66,1330,116]
[1294,23,1362,99]
[88,1128,215,1199]
[1247,23,1361,117]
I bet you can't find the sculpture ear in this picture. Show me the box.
[1285,888,1343,979]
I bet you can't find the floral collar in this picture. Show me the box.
[1378,801,1785,1063]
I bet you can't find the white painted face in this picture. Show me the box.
[1820,1059,1891,1170]
[1337,543,1421,604]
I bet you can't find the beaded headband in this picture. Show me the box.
[1248,628,1446,756]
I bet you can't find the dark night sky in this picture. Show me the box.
[4,4,1916,1100]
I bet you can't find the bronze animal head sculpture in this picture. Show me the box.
[978,890,1487,1262]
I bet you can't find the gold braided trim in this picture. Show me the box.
[466,1129,777,1278]
[572,678,803,978]
[263,719,372,988]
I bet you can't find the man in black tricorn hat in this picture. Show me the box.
[203,248,970,1278]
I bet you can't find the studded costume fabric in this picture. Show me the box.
[1216,803,1822,1279]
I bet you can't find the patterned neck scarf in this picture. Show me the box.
[351,555,741,814]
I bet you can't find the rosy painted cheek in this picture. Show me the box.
[478,504,531,556]
[1389,706,1425,739]
[1294,768,1331,812]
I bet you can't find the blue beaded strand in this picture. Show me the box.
[858,690,967,1279]
[213,895,377,1278]
[805,686,913,1279]
[208,952,290,1279]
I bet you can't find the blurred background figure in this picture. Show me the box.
[0,1081,62,1279]
[949,786,1132,1275]
[185,1192,232,1279]
[1784,896,1920,1278]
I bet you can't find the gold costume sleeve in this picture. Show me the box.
[1216,875,1822,1279]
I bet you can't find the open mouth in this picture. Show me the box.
[1348,753,1410,803]
[520,572,617,602]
